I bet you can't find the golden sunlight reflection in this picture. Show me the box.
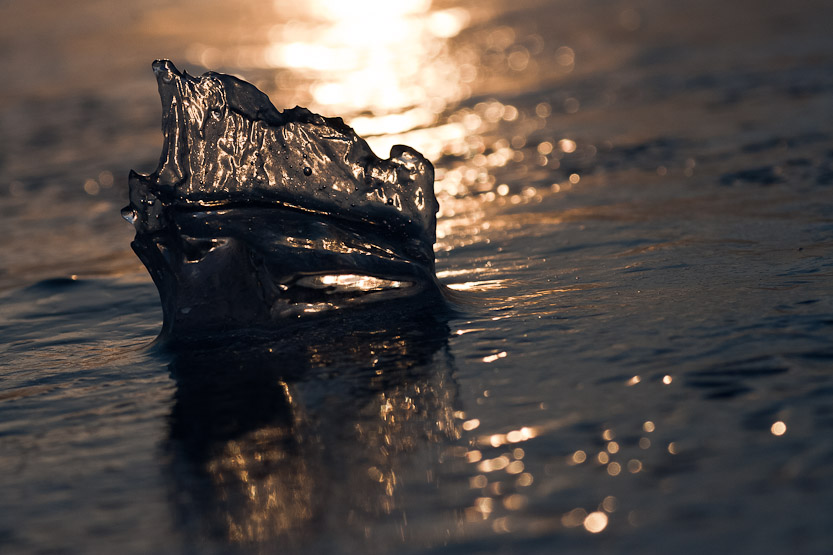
[627,459,643,473]
[446,279,507,291]
[516,473,533,487]
[569,450,587,465]
[457,413,684,536]
[206,428,314,541]
[459,416,548,527]
[478,455,510,473]
[466,450,483,463]
[297,274,409,291]
[583,511,609,533]
[477,426,537,448]
[266,0,471,143]
[482,351,508,363]
[503,493,527,510]
[561,508,587,528]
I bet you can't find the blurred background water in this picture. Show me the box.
[2,0,833,553]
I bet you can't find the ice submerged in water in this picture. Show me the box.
[124,60,443,340]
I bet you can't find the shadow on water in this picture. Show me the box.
[162,298,462,552]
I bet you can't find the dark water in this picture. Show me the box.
[2,0,833,553]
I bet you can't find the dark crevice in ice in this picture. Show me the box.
[125,61,445,341]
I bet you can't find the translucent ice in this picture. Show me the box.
[125,61,442,340]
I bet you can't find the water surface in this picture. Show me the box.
[2,0,833,553]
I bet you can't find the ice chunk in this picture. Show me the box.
[125,61,442,340]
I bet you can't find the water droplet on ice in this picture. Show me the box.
[303,166,312,176]
[121,207,137,223]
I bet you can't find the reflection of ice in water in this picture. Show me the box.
[166,313,463,548]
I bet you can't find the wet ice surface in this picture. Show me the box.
[2,0,833,553]
[127,61,442,340]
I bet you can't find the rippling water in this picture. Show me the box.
[2,0,833,553]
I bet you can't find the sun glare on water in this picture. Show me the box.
[266,0,471,143]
